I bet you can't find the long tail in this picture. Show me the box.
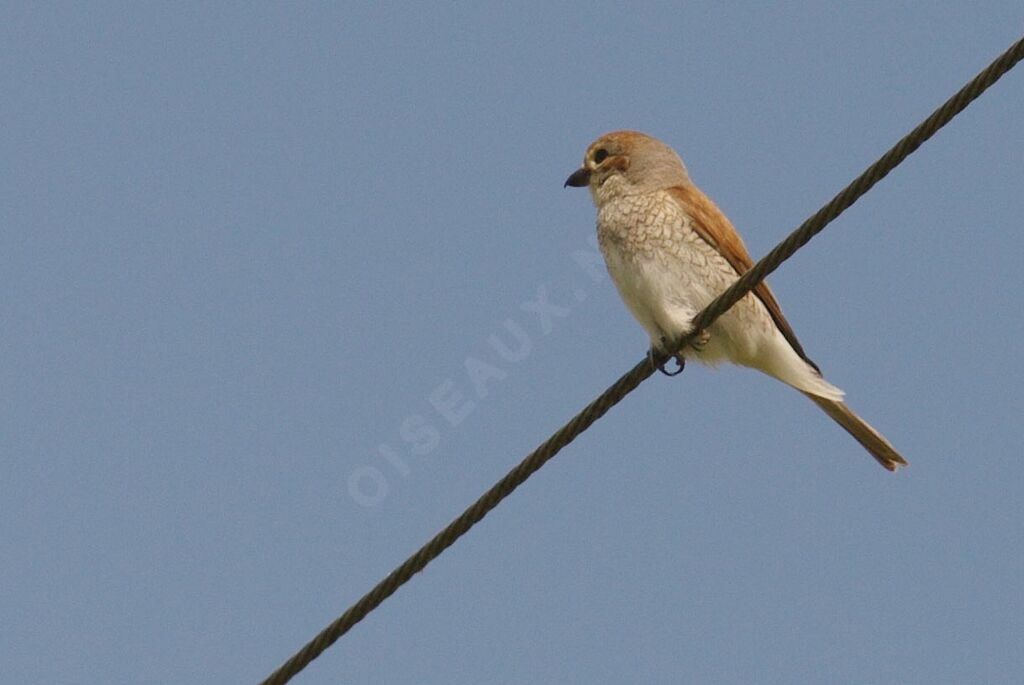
[801,393,908,471]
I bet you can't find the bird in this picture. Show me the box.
[564,130,906,471]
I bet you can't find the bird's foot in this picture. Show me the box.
[690,329,711,352]
[650,337,686,377]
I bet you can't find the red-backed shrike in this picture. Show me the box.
[565,130,906,471]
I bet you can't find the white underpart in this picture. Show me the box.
[596,188,844,401]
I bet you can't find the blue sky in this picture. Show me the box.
[3,3,1023,684]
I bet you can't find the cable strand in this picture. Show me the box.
[259,35,1024,685]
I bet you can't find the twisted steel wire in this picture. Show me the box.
[260,35,1024,685]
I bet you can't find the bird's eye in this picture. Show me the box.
[592,148,609,164]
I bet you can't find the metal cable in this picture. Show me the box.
[260,35,1024,685]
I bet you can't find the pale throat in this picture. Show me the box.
[590,174,633,206]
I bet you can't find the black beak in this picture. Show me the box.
[564,167,591,188]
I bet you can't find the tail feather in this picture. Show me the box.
[801,392,908,472]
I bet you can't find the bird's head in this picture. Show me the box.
[564,130,690,204]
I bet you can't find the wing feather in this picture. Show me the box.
[666,185,820,372]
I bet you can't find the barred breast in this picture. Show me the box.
[595,189,777,367]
